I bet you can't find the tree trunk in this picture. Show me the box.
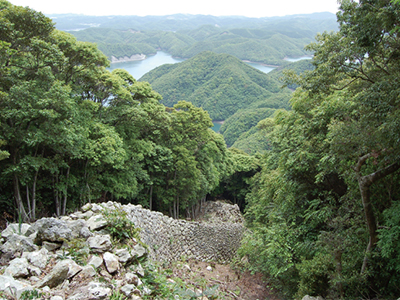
[13,174,28,222]
[53,175,60,217]
[31,169,38,220]
[26,185,31,219]
[355,154,400,274]
[62,166,70,216]
[149,185,153,211]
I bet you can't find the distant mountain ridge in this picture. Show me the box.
[51,12,338,32]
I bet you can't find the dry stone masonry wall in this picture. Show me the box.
[0,201,244,299]
[94,201,244,263]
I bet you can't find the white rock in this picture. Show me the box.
[120,284,137,297]
[1,234,38,253]
[28,265,42,277]
[115,248,132,263]
[80,265,97,278]
[87,234,112,253]
[36,261,69,288]
[0,275,33,299]
[134,263,145,277]
[42,241,62,251]
[81,203,92,212]
[56,259,82,279]
[86,215,107,231]
[206,266,212,271]
[88,255,103,269]
[87,281,111,299]
[125,273,139,286]
[1,224,35,239]
[103,252,120,274]
[22,247,49,269]
[4,258,29,278]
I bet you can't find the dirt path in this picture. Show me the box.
[169,260,281,300]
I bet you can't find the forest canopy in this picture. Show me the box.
[0,1,236,222]
[240,0,400,299]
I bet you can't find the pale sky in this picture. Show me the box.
[9,0,340,18]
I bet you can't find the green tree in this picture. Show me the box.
[298,0,400,275]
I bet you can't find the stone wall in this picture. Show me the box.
[95,202,244,263]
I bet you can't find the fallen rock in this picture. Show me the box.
[302,296,325,300]
[0,275,33,299]
[56,259,82,279]
[120,284,139,297]
[33,218,73,243]
[125,273,140,286]
[87,235,112,253]
[68,219,86,238]
[36,261,69,288]
[86,214,107,231]
[115,248,132,264]
[68,281,111,300]
[80,226,93,239]
[1,234,38,253]
[88,255,103,269]
[80,265,97,278]
[22,247,49,269]
[103,252,120,274]
[4,257,30,278]
[1,223,35,239]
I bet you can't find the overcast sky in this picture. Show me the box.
[9,0,340,18]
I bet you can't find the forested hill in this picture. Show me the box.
[67,13,337,65]
[140,51,292,120]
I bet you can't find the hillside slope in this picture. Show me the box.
[140,51,291,120]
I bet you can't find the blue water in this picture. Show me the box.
[108,51,185,80]
[109,51,276,80]
[211,122,223,133]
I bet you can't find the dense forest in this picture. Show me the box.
[1,0,400,299]
[0,0,257,223]
[66,14,337,65]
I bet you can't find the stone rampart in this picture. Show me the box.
[95,202,244,263]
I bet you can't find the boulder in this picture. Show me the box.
[68,281,111,300]
[22,248,49,269]
[120,284,139,297]
[103,252,120,274]
[3,257,30,278]
[81,203,92,212]
[114,248,132,264]
[86,214,107,231]
[1,223,35,239]
[0,275,33,299]
[125,273,140,286]
[56,259,82,279]
[79,226,93,239]
[67,219,86,239]
[88,255,103,269]
[36,261,69,288]
[33,218,73,243]
[80,265,97,278]
[0,234,37,254]
[87,235,112,253]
